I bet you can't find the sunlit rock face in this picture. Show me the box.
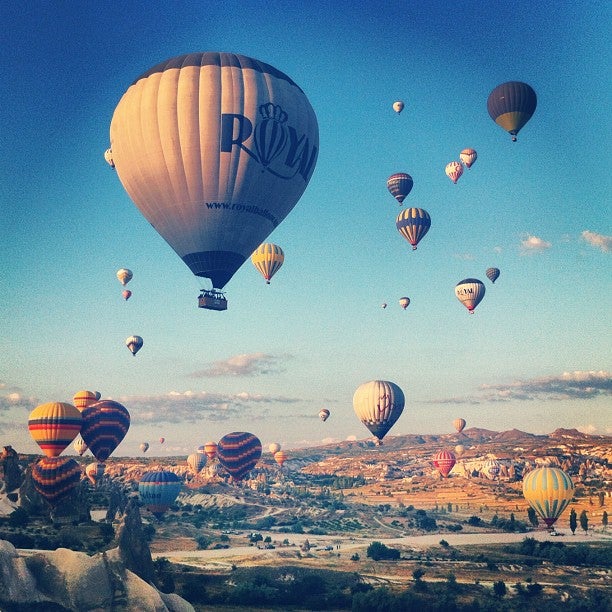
[0,540,194,612]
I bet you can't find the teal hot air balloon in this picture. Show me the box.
[487,81,537,142]
[139,470,183,518]
[523,466,574,528]
[387,173,413,204]
[32,456,82,505]
[109,52,319,306]
[396,207,431,250]
[217,432,262,481]
[80,400,130,462]
[353,380,405,445]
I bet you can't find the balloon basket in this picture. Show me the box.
[198,290,227,311]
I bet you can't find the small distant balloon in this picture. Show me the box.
[399,297,410,310]
[122,289,132,301]
[85,462,106,486]
[392,101,404,114]
[196,445,206,454]
[187,452,207,475]
[126,335,143,356]
[454,444,465,456]
[319,408,330,422]
[445,161,464,184]
[251,243,285,284]
[453,418,466,433]
[386,173,413,204]
[381,302,387,309]
[455,278,485,314]
[396,207,431,250]
[433,450,456,478]
[459,148,477,169]
[73,390,98,412]
[274,450,288,467]
[486,267,500,283]
[104,148,115,168]
[159,437,165,444]
[73,436,88,456]
[269,442,281,455]
[140,442,149,454]
[487,81,537,142]
[116,268,133,286]
[204,441,218,460]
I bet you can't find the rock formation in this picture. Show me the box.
[0,446,23,494]
[0,539,194,611]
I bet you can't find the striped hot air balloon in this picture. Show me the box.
[433,450,456,478]
[455,278,486,314]
[28,402,82,458]
[387,173,413,204]
[522,466,574,528]
[486,267,500,283]
[353,380,405,444]
[80,400,130,462]
[116,268,133,286]
[73,390,98,412]
[396,207,431,250]
[187,452,207,475]
[487,81,537,142]
[274,450,288,467]
[32,456,81,504]
[453,418,466,433]
[483,459,501,480]
[139,470,183,518]
[251,243,285,284]
[204,441,218,460]
[126,335,143,356]
[217,432,262,481]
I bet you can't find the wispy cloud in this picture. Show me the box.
[188,353,288,378]
[0,383,38,413]
[115,390,301,424]
[432,370,612,405]
[520,234,551,255]
[581,230,611,253]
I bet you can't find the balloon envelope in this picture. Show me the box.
[486,267,500,283]
[523,466,574,527]
[453,418,466,433]
[433,450,456,478]
[122,289,132,301]
[73,436,88,456]
[204,441,218,460]
[269,442,281,454]
[139,470,182,517]
[396,208,431,250]
[187,452,207,474]
[80,400,130,462]
[32,456,81,504]
[353,380,405,443]
[455,278,485,314]
[28,402,82,458]
[116,268,132,286]
[73,390,98,412]
[126,335,143,356]
[483,459,501,479]
[445,161,463,184]
[110,52,319,290]
[274,450,288,467]
[251,243,285,284]
[85,461,106,486]
[319,409,330,422]
[217,432,262,481]
[140,442,150,454]
[399,297,410,310]
[454,444,465,456]
[487,81,537,141]
[459,148,477,169]
[386,173,413,204]
[392,101,404,113]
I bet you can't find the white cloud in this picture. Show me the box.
[581,230,612,253]
[520,234,551,255]
[188,353,287,378]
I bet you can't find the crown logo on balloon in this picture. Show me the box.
[259,103,288,123]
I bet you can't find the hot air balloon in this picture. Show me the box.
[116,268,132,286]
[392,101,404,114]
[445,161,463,184]
[109,52,319,308]
[269,442,281,455]
[126,335,143,356]
[522,466,574,528]
[73,436,88,456]
[139,470,182,518]
[94,391,102,400]
[433,450,456,478]
[486,267,500,283]
[187,452,207,475]
[85,462,106,486]
[453,418,466,433]
[274,450,288,467]
[140,442,149,454]
[122,289,132,301]
[32,456,81,505]
[80,400,130,463]
[73,390,98,412]
[455,278,485,314]
[28,402,82,458]
[454,444,465,456]
[396,208,431,251]
[204,441,218,460]
[483,459,501,480]
[459,148,477,169]
[104,148,115,168]
[487,81,537,142]
[159,437,165,445]
[196,445,206,454]
[319,408,330,422]
[353,380,405,445]
[399,297,410,310]
[386,173,413,204]
[250,243,285,284]
[217,432,262,481]
[381,303,387,309]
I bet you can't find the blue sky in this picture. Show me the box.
[1,1,610,457]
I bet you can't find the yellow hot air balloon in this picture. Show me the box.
[104,148,115,168]
[28,402,82,458]
[453,418,466,433]
[269,442,281,454]
[109,52,318,307]
[251,243,285,284]
[522,467,574,528]
[353,380,405,445]
[274,450,288,467]
[73,390,98,412]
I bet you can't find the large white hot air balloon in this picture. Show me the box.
[109,52,319,308]
[353,380,405,445]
